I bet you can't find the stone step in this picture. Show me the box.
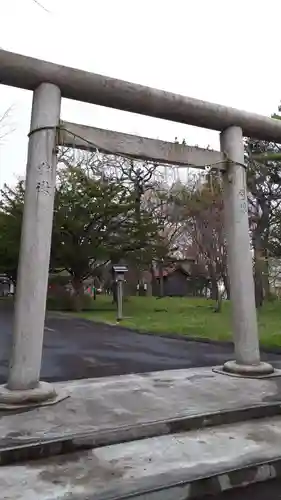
[2,415,281,499]
[1,400,281,466]
[1,367,281,465]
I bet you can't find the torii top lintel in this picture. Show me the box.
[0,49,280,143]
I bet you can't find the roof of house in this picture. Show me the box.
[154,260,194,278]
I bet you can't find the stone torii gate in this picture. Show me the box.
[0,49,279,406]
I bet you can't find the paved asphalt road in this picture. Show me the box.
[1,304,281,383]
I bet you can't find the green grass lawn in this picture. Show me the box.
[76,295,281,349]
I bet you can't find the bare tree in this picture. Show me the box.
[246,138,281,306]
[167,173,228,309]
[0,106,14,144]
[31,0,50,13]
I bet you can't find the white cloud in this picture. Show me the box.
[0,0,280,186]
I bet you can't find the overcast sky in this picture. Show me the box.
[0,0,280,187]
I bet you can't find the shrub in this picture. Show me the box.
[47,288,95,311]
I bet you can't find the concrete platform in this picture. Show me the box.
[3,415,281,499]
[1,366,281,463]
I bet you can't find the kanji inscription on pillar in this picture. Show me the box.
[239,188,247,213]
[38,161,51,172]
[36,161,52,195]
[36,179,51,195]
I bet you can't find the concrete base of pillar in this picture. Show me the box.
[221,360,275,378]
[0,381,57,409]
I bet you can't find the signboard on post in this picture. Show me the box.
[113,265,128,321]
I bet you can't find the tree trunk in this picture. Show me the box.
[111,280,117,304]
[213,288,223,313]
[158,261,164,298]
[71,276,85,312]
[262,249,270,300]
[150,263,157,297]
[207,263,221,310]
[209,275,219,301]
[222,274,230,300]
[254,258,264,308]
[253,231,264,308]
[252,201,270,306]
